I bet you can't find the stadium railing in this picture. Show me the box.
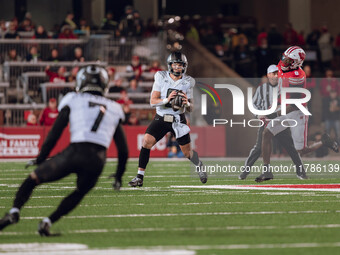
[104,36,167,65]
[0,82,9,103]
[117,71,155,80]
[0,102,152,126]
[39,81,151,104]
[0,104,45,126]
[109,81,153,88]
[21,72,48,103]
[0,38,88,62]
[106,92,150,103]
[3,61,107,102]
[3,61,107,84]
[0,35,166,66]
[39,75,153,104]
[39,82,75,104]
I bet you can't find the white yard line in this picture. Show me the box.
[3,224,340,236]
[0,243,194,255]
[1,191,339,200]
[130,242,340,250]
[0,194,169,200]
[1,241,340,255]
[18,210,329,220]
[1,200,338,210]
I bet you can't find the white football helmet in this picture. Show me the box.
[280,46,306,71]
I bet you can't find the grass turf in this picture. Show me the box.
[1,160,340,254]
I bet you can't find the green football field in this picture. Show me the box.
[1,159,340,255]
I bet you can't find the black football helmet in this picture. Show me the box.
[76,65,109,95]
[167,52,188,76]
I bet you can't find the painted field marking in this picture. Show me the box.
[171,184,340,192]
[3,224,340,237]
[130,242,340,250]
[0,243,194,255]
[18,210,329,220]
[1,242,340,254]
[1,199,339,210]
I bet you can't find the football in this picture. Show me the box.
[171,91,185,111]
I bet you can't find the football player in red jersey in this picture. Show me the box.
[256,46,339,182]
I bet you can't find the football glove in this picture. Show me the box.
[171,91,185,111]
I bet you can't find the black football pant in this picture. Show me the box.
[145,114,191,145]
[244,126,305,174]
[13,142,106,223]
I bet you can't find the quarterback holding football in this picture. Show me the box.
[129,51,207,187]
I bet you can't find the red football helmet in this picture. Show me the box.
[280,46,306,71]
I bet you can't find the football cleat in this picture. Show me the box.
[113,179,122,191]
[296,167,309,180]
[255,172,274,183]
[128,176,143,187]
[322,133,339,153]
[0,212,19,231]
[38,220,60,237]
[196,162,208,184]
[108,173,122,191]
[297,173,309,180]
[38,220,53,237]
[238,169,250,180]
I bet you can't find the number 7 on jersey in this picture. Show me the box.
[89,102,107,132]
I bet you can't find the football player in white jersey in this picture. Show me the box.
[129,52,207,187]
[0,65,128,236]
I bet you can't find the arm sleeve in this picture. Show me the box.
[36,106,70,164]
[112,123,129,180]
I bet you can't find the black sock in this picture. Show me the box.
[138,147,150,169]
[49,190,85,223]
[189,150,201,166]
[115,152,128,182]
[263,164,270,173]
[13,176,37,210]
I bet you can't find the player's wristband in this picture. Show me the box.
[162,98,169,105]
[186,102,191,107]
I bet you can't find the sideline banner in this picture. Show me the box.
[0,126,226,158]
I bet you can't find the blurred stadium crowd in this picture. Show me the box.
[0,6,339,158]
[0,5,160,40]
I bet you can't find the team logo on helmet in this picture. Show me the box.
[280,46,306,71]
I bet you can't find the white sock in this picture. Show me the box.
[9,208,20,215]
[42,217,52,227]
[137,170,145,176]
